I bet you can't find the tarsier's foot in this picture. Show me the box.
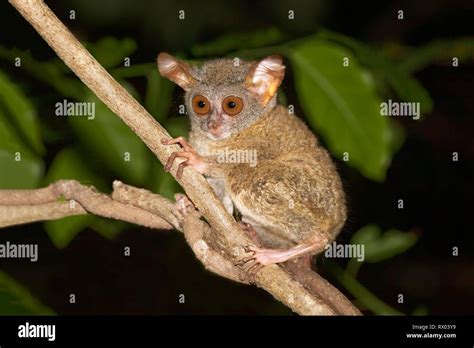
[161,137,208,179]
[235,246,278,277]
[236,238,328,279]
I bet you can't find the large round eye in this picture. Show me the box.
[222,96,243,116]
[192,95,211,115]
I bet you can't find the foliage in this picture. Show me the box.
[326,225,420,315]
[291,40,392,180]
[0,75,44,189]
[0,271,55,315]
[191,27,286,57]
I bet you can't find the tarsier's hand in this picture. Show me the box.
[172,193,200,226]
[161,137,209,179]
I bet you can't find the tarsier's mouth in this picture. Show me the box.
[204,121,230,138]
[209,127,223,135]
[206,128,231,140]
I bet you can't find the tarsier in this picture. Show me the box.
[157,53,346,276]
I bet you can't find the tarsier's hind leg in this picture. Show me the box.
[236,234,328,274]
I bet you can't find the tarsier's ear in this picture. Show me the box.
[245,55,286,106]
[157,52,197,91]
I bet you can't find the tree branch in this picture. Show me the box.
[0,180,172,230]
[6,0,361,315]
[0,180,248,284]
[111,181,180,230]
[112,181,248,283]
[0,202,85,228]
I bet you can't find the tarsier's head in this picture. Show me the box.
[157,53,285,140]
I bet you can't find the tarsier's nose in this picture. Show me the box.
[208,120,218,129]
[207,116,222,134]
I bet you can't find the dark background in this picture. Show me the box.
[0,0,473,315]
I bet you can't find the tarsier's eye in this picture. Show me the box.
[192,95,211,115]
[222,96,244,116]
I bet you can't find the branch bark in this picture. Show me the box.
[0,180,172,230]
[6,0,361,315]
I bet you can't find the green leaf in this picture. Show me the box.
[0,47,85,99]
[365,229,418,263]
[44,214,93,249]
[0,109,43,189]
[398,38,474,74]
[365,53,433,114]
[145,69,175,123]
[350,224,381,246]
[327,261,404,315]
[86,37,137,68]
[0,151,42,189]
[412,305,429,316]
[43,148,106,248]
[0,71,44,154]
[0,271,55,315]
[89,218,127,240]
[69,91,149,185]
[370,55,433,114]
[351,224,418,263]
[386,119,406,154]
[192,27,285,57]
[43,148,106,190]
[290,40,392,181]
[316,31,433,114]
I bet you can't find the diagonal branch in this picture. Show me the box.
[7,0,361,315]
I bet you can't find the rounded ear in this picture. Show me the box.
[244,55,286,106]
[157,52,197,91]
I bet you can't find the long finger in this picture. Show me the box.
[165,151,189,172]
[176,160,190,179]
[161,137,192,151]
